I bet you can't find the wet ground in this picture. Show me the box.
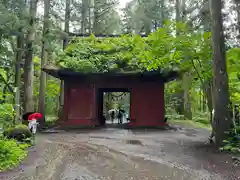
[0,126,239,180]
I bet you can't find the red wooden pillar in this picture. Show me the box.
[129,84,165,127]
[63,81,69,122]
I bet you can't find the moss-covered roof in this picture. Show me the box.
[42,66,180,83]
[48,34,182,82]
[57,35,153,73]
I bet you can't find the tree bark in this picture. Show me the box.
[81,0,88,33]
[174,0,186,116]
[202,79,214,120]
[38,0,50,127]
[210,0,231,147]
[88,0,92,33]
[24,0,38,113]
[92,0,99,34]
[160,0,165,27]
[173,89,184,114]
[175,0,181,22]
[235,1,240,40]
[59,0,70,120]
[15,32,24,124]
[183,72,192,119]
[63,0,70,50]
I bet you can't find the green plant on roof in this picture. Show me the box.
[58,34,148,73]
[57,21,212,75]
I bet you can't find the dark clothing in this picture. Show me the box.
[119,109,125,114]
[22,112,35,120]
[117,109,125,124]
[110,111,115,119]
[99,115,106,126]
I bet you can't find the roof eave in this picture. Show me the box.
[42,66,180,82]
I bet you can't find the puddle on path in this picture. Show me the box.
[125,139,143,146]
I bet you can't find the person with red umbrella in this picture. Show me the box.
[23,112,43,144]
[27,112,43,134]
[22,112,43,133]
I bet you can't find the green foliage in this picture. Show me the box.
[43,116,57,129]
[191,112,210,125]
[58,34,145,72]
[166,114,184,120]
[0,104,14,128]
[220,127,240,153]
[32,56,60,117]
[0,138,29,172]
[168,118,211,129]
[3,124,32,142]
[45,79,60,115]
[227,48,240,104]
[0,140,29,171]
[58,21,212,75]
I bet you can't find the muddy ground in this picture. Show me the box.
[0,126,239,180]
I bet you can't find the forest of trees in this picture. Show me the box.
[0,0,240,149]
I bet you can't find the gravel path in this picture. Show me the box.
[0,127,239,180]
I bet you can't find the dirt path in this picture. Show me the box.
[0,127,239,180]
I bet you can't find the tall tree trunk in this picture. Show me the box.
[235,1,240,40]
[183,73,192,119]
[181,0,186,21]
[201,0,212,116]
[15,32,24,124]
[173,89,184,114]
[143,20,151,35]
[174,0,186,116]
[175,0,180,22]
[63,0,70,49]
[39,0,50,127]
[160,0,165,27]
[180,0,192,119]
[203,79,214,116]
[24,0,38,113]
[81,0,88,33]
[88,0,92,33]
[210,0,231,147]
[59,0,70,120]
[92,0,99,34]
[202,89,206,112]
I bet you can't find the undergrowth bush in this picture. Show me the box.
[221,126,240,153]
[44,116,57,128]
[3,124,32,142]
[192,112,210,125]
[0,104,14,128]
[166,112,210,125]
[166,114,184,120]
[0,138,29,171]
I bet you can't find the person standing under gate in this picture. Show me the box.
[117,108,125,124]
[109,109,115,124]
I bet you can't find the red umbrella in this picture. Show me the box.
[28,112,43,121]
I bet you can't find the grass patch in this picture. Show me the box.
[168,119,211,130]
[0,138,30,172]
